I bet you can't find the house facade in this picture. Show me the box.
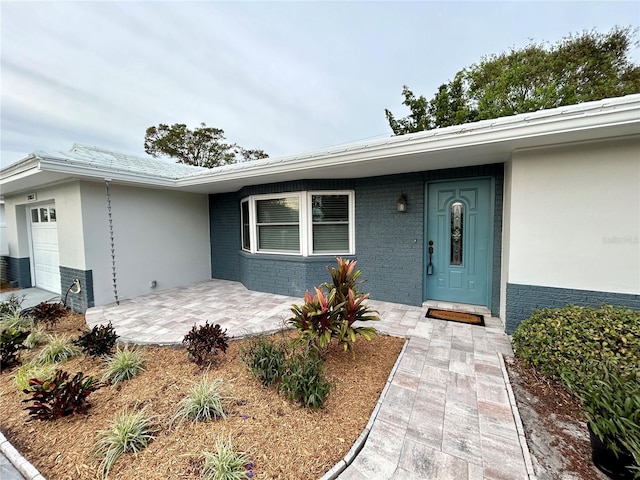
[1,95,639,332]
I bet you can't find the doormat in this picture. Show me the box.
[426,308,485,326]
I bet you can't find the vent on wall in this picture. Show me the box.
[27,193,37,202]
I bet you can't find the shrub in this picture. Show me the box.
[14,363,56,391]
[0,328,30,371]
[512,305,640,381]
[74,323,119,358]
[182,321,229,366]
[0,309,34,331]
[22,370,101,421]
[172,377,228,425]
[95,408,157,479]
[103,345,145,384]
[34,334,82,365]
[24,325,48,349]
[278,348,330,409]
[202,435,254,480]
[240,336,287,387]
[288,258,378,355]
[22,301,68,326]
[0,294,24,319]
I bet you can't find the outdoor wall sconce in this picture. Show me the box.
[396,194,407,212]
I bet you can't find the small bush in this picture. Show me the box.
[0,328,30,371]
[22,301,68,326]
[172,377,228,425]
[95,408,157,479]
[182,321,229,366]
[103,345,145,384]
[0,294,24,319]
[278,348,331,409]
[0,309,34,331]
[74,323,119,358]
[512,305,640,381]
[34,334,81,365]
[24,325,48,349]
[202,435,254,480]
[14,363,56,391]
[240,336,287,387]
[22,370,101,421]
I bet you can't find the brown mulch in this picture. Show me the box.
[505,356,610,480]
[0,314,405,480]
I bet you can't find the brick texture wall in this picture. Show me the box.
[59,266,94,312]
[1,256,31,288]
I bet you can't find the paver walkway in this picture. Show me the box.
[7,280,533,479]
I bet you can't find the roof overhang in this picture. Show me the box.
[2,94,639,196]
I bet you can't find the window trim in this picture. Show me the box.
[241,190,354,256]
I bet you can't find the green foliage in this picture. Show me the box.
[74,323,119,358]
[144,122,268,168]
[22,301,68,326]
[386,27,640,135]
[172,377,228,425]
[14,363,56,391]
[561,361,640,474]
[0,309,34,331]
[201,435,254,480]
[103,345,145,384]
[278,348,331,409]
[288,258,378,355]
[183,321,229,366]
[0,328,30,371]
[34,334,81,365]
[0,293,24,319]
[240,336,288,387]
[95,408,157,479]
[512,305,640,381]
[24,325,48,349]
[22,370,101,421]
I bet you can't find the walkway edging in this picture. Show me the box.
[319,338,410,480]
[498,352,538,480]
[0,431,46,480]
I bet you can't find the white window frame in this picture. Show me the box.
[241,191,354,256]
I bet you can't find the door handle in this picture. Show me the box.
[427,240,434,275]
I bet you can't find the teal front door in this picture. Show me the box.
[425,179,492,306]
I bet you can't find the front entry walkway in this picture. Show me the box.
[84,279,533,479]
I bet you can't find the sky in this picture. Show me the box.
[1,1,639,168]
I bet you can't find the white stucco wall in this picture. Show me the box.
[505,136,640,296]
[79,182,211,306]
[3,181,85,268]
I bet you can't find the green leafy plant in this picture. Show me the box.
[103,345,145,384]
[34,334,81,365]
[240,335,287,387]
[22,301,68,326]
[512,305,640,381]
[94,408,157,479]
[74,323,119,358]
[278,348,331,409]
[561,360,640,476]
[171,376,228,425]
[14,363,56,391]
[182,321,229,366]
[288,258,379,355]
[23,325,48,349]
[0,328,30,371]
[0,293,24,319]
[0,309,34,331]
[202,435,254,480]
[22,370,101,421]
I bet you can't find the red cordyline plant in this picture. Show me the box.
[288,258,379,355]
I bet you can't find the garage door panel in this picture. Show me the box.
[30,205,61,294]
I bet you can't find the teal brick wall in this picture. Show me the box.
[1,256,31,288]
[59,266,94,312]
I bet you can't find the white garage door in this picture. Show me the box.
[30,204,61,294]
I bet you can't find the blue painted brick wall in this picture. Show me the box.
[59,266,94,312]
[210,193,241,281]
[505,283,640,334]
[1,256,31,288]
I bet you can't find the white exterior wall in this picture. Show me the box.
[504,136,640,297]
[79,182,211,306]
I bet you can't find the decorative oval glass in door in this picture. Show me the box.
[450,202,463,265]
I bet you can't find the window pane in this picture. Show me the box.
[257,198,299,223]
[312,195,348,222]
[40,208,49,222]
[49,207,56,222]
[450,202,463,265]
[313,224,349,253]
[31,209,39,223]
[258,225,300,251]
[241,202,250,250]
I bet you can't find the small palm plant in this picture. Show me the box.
[34,334,81,364]
[94,408,157,479]
[103,345,145,384]
[171,376,228,425]
[202,435,254,480]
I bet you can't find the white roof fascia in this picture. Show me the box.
[178,94,640,189]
